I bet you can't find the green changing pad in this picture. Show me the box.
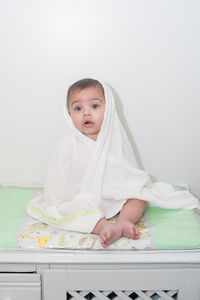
[0,186,200,249]
[0,186,35,248]
[145,206,200,249]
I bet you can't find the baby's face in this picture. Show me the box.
[68,86,105,141]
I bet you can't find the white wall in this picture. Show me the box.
[0,0,200,197]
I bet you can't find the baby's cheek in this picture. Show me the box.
[70,114,80,128]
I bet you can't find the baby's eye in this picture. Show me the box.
[74,106,82,111]
[92,104,100,109]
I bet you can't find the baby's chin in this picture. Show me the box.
[84,132,99,141]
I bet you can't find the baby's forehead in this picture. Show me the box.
[68,86,105,105]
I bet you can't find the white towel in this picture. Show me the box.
[27,82,200,233]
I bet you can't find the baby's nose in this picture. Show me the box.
[83,107,91,115]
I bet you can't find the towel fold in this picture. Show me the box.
[27,82,200,233]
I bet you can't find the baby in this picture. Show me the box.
[27,79,200,248]
[67,78,146,248]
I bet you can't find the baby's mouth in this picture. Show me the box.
[84,121,94,128]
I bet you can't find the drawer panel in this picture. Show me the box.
[0,273,41,300]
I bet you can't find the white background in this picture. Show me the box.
[0,0,199,197]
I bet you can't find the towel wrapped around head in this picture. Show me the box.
[27,81,200,233]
